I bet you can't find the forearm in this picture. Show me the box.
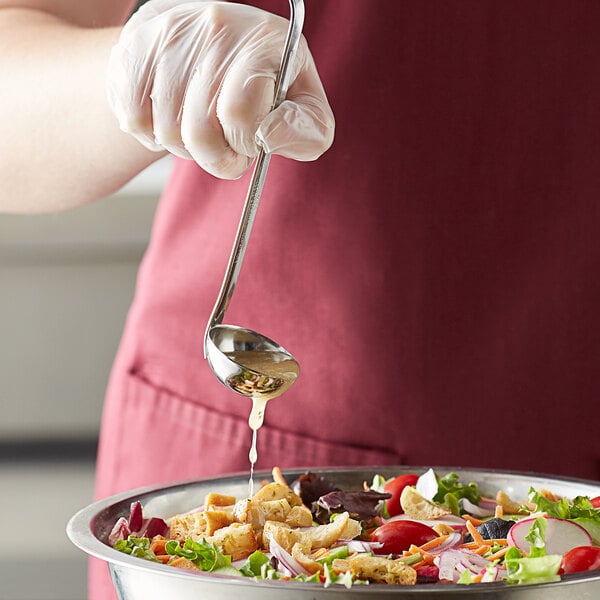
[0,8,165,214]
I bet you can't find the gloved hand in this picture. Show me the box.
[107,0,335,179]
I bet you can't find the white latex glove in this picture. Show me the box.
[107,0,335,179]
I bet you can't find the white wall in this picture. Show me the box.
[0,158,171,440]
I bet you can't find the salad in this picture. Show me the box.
[109,467,600,588]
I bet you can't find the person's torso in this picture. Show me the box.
[119,0,600,479]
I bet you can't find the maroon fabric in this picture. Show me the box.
[91,1,600,597]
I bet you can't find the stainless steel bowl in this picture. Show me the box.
[67,466,600,599]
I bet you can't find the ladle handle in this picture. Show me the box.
[204,0,305,338]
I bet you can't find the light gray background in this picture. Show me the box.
[0,158,171,600]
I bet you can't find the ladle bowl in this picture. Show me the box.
[205,325,299,400]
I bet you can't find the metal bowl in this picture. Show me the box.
[67,466,600,599]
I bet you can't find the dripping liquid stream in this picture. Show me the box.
[248,396,267,498]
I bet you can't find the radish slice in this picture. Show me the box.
[507,517,592,555]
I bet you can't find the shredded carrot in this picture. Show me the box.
[471,573,484,583]
[472,545,489,556]
[271,466,289,488]
[463,514,484,526]
[487,546,510,561]
[406,545,434,564]
[495,504,504,519]
[156,555,171,564]
[461,541,480,550]
[151,537,168,555]
[465,520,485,546]
[486,538,508,546]
[419,534,450,552]
[400,545,431,566]
[462,537,507,551]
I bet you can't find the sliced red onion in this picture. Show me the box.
[435,550,462,582]
[459,555,484,574]
[108,517,131,546]
[420,532,462,555]
[478,499,498,512]
[416,468,438,501]
[461,498,496,518]
[461,549,491,570]
[266,533,309,578]
[434,549,493,582]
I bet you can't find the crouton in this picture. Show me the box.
[206,523,258,561]
[334,554,417,585]
[400,486,451,520]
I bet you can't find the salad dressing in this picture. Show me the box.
[225,349,299,498]
[247,396,267,497]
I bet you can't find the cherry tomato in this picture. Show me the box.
[560,546,600,574]
[371,520,437,555]
[590,496,600,509]
[384,474,419,517]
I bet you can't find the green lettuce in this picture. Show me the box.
[433,472,481,515]
[505,553,561,585]
[114,535,158,562]
[528,488,600,521]
[524,517,547,558]
[165,538,239,575]
[239,551,273,577]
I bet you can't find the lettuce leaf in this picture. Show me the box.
[239,551,273,577]
[568,495,600,520]
[433,472,481,514]
[524,517,547,558]
[528,488,600,521]
[165,538,236,574]
[505,554,561,585]
[114,535,158,562]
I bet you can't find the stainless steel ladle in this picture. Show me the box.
[204,0,304,400]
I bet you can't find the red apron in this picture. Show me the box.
[91,1,600,598]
